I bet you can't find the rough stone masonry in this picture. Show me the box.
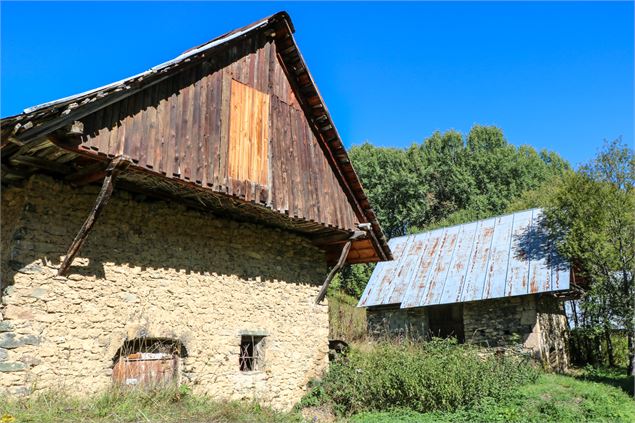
[367,294,569,371]
[0,175,330,410]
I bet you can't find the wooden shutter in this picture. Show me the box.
[228,80,270,186]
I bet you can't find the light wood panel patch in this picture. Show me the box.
[228,79,270,186]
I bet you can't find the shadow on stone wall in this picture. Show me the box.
[2,176,326,296]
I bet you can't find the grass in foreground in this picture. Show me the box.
[0,386,302,423]
[2,366,633,422]
[350,372,635,422]
[573,365,635,396]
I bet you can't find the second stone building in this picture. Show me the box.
[358,209,576,371]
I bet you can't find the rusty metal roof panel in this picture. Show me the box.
[358,208,570,309]
[358,236,410,307]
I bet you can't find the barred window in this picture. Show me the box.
[239,335,266,372]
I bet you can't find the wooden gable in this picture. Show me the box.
[77,33,359,232]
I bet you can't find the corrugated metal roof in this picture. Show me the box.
[358,208,570,309]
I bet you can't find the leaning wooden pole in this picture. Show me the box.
[315,230,366,304]
[57,156,131,276]
[315,241,352,304]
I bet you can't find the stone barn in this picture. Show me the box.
[0,12,391,410]
[358,209,578,371]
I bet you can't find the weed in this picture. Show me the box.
[302,338,539,416]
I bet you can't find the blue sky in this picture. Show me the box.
[2,1,633,167]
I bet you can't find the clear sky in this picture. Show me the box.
[2,1,633,167]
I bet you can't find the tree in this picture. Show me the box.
[407,130,474,222]
[348,143,430,238]
[539,140,635,374]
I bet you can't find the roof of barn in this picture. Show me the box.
[1,11,391,263]
[358,208,571,309]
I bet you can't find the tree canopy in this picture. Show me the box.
[349,125,569,238]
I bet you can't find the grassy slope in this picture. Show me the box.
[351,372,635,423]
[327,291,367,342]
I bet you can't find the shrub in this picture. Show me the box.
[303,339,540,416]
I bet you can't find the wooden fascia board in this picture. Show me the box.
[272,23,390,262]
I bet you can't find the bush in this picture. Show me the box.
[569,327,629,368]
[302,339,540,416]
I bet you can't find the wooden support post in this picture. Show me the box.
[315,240,351,305]
[315,230,367,304]
[57,156,131,276]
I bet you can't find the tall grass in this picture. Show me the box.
[300,339,540,416]
[0,386,302,423]
[328,291,367,342]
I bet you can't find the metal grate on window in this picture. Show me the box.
[239,335,265,372]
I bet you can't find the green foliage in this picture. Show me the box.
[350,125,569,238]
[548,141,634,321]
[350,372,635,422]
[0,386,302,423]
[330,263,375,299]
[569,328,630,368]
[530,140,635,370]
[506,173,569,212]
[342,125,569,298]
[302,339,539,416]
[348,143,430,239]
[508,140,635,371]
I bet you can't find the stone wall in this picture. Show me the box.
[1,185,25,294]
[366,294,569,370]
[367,306,428,340]
[464,295,538,348]
[464,294,569,369]
[536,295,569,371]
[0,175,330,410]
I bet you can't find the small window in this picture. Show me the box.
[239,335,266,372]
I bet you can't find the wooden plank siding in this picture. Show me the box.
[78,36,359,232]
